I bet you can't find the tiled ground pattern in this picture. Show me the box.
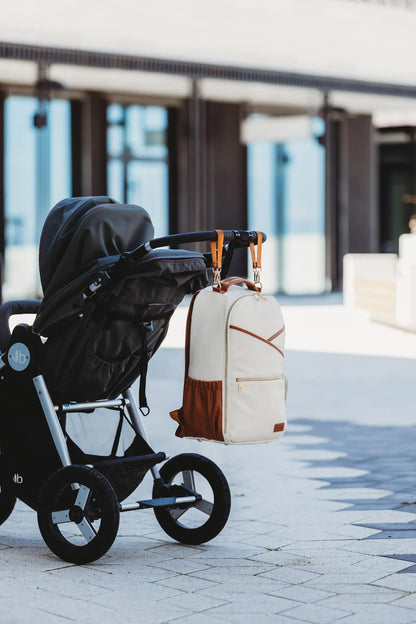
[1,332,416,622]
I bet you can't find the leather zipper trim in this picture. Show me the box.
[268,326,285,342]
[230,325,284,357]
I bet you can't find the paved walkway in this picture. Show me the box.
[2,296,416,623]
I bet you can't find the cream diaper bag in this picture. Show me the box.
[170,233,287,444]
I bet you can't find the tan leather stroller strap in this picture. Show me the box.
[210,229,224,270]
[249,231,262,269]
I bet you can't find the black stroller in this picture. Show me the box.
[0,196,264,564]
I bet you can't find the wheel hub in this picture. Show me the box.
[69,505,84,524]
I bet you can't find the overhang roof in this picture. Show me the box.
[1,0,416,114]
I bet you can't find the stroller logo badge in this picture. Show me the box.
[13,474,23,484]
[8,343,30,371]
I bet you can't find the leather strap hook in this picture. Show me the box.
[211,229,224,288]
[249,231,262,269]
[249,231,263,289]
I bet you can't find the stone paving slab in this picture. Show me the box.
[2,299,416,622]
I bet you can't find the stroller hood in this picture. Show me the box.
[31,196,208,402]
[39,196,154,295]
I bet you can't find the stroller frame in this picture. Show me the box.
[32,379,191,512]
[34,381,161,487]
[0,228,265,564]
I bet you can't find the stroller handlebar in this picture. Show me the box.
[133,229,266,260]
[84,230,266,299]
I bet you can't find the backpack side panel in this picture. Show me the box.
[187,289,229,381]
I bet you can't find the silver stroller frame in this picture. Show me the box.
[33,377,197,512]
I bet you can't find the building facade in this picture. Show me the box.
[2,0,416,298]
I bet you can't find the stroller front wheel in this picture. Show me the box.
[37,465,120,564]
[153,453,231,545]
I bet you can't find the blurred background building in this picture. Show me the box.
[1,0,416,299]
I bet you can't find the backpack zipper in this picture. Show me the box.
[236,375,288,401]
[236,376,284,391]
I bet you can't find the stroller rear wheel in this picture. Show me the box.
[37,465,120,564]
[153,453,231,545]
[0,457,16,525]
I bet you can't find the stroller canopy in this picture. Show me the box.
[39,196,154,295]
[34,197,156,336]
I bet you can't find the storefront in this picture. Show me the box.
[2,1,416,298]
[0,80,328,298]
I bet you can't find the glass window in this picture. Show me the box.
[49,100,72,208]
[107,104,169,237]
[107,124,124,158]
[4,96,72,300]
[108,159,124,202]
[247,116,325,294]
[126,161,169,235]
[247,142,279,293]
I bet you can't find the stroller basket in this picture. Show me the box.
[0,196,265,564]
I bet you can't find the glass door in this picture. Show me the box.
[4,96,72,299]
[107,104,169,237]
[247,116,326,294]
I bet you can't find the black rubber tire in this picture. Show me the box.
[0,456,16,525]
[153,453,231,545]
[37,465,120,564]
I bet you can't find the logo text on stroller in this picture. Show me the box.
[8,343,30,371]
[13,474,23,484]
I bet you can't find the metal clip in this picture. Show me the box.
[253,267,262,291]
[83,277,102,300]
[82,271,112,300]
[213,268,221,288]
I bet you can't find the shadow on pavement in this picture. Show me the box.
[288,417,416,572]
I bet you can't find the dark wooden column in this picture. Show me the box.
[205,102,247,230]
[325,112,377,290]
[75,93,107,196]
[324,115,341,290]
[205,101,247,276]
[345,115,378,254]
[174,83,207,236]
[173,100,192,234]
[70,100,82,197]
[174,93,247,275]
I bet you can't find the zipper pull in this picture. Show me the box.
[237,378,242,391]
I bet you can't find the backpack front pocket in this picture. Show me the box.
[236,376,288,398]
[225,375,287,444]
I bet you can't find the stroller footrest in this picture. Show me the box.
[120,495,199,512]
[120,483,202,512]
[93,452,166,471]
